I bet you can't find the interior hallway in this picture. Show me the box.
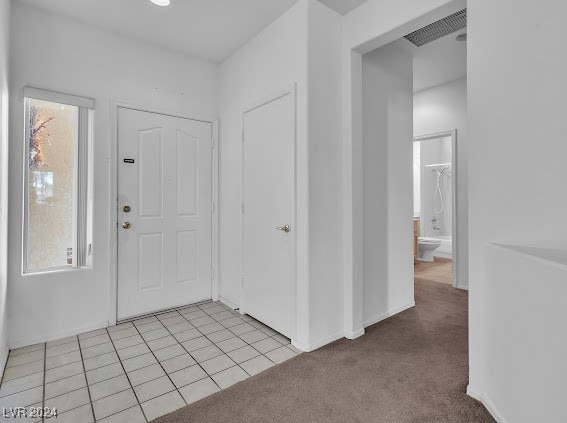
[154,279,494,423]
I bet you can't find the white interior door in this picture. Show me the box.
[118,108,212,320]
[242,91,294,338]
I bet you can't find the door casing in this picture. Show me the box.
[240,85,298,344]
[109,101,219,325]
[413,130,458,289]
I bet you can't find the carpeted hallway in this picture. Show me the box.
[154,278,494,423]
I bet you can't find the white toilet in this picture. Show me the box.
[418,237,442,262]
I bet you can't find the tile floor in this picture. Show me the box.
[0,302,300,422]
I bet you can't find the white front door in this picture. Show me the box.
[117,108,212,320]
[242,91,295,338]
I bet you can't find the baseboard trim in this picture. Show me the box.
[344,327,365,340]
[456,282,469,291]
[467,385,507,423]
[363,301,415,328]
[9,320,109,350]
[218,296,239,310]
[293,331,344,353]
[0,343,8,383]
[466,384,482,401]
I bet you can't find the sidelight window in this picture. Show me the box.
[23,87,94,273]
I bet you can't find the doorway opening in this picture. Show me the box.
[360,6,467,327]
[413,131,457,287]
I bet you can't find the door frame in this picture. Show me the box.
[109,101,219,325]
[240,84,298,343]
[413,129,458,288]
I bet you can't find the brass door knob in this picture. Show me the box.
[122,222,131,230]
[123,205,131,213]
[276,224,290,233]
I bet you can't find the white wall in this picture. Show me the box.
[218,0,310,346]
[480,244,567,423]
[0,0,11,373]
[219,0,344,350]
[306,0,343,348]
[468,0,567,419]
[8,2,219,348]
[362,43,415,327]
[414,78,467,286]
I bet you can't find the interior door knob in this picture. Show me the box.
[122,222,131,230]
[276,224,290,233]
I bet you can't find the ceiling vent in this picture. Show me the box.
[404,9,467,47]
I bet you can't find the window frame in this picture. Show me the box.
[22,87,95,274]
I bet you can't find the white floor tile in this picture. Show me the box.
[181,336,212,352]
[7,349,44,367]
[44,387,90,413]
[0,372,43,398]
[127,363,166,387]
[98,405,145,423]
[0,302,301,423]
[141,391,185,421]
[122,353,157,373]
[81,342,114,360]
[133,376,175,403]
[251,337,282,354]
[116,343,151,361]
[46,361,84,384]
[92,389,138,420]
[86,363,125,385]
[0,386,43,409]
[240,355,274,376]
[83,351,119,372]
[89,375,131,401]
[55,404,94,423]
[226,346,260,364]
[179,377,220,405]
[190,345,223,363]
[3,360,44,381]
[153,344,185,362]
[45,373,86,399]
[211,366,249,389]
[264,346,297,364]
[161,353,196,374]
[169,365,207,388]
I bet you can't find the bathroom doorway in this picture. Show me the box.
[413,131,457,288]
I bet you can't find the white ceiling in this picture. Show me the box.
[16,0,368,63]
[396,29,467,92]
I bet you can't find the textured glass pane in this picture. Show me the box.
[26,99,78,270]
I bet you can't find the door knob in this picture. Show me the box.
[123,205,131,213]
[122,222,131,230]
[276,224,290,233]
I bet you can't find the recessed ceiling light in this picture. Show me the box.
[150,0,170,6]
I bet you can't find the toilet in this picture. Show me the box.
[418,237,442,262]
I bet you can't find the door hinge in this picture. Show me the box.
[242,130,245,143]
[241,203,245,214]
[211,136,215,149]
[211,202,215,213]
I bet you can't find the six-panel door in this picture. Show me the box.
[117,108,212,320]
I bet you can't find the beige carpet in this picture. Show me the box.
[153,278,494,423]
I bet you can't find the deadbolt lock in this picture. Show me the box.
[122,222,131,230]
[123,205,131,213]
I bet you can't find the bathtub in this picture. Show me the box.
[432,235,452,258]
